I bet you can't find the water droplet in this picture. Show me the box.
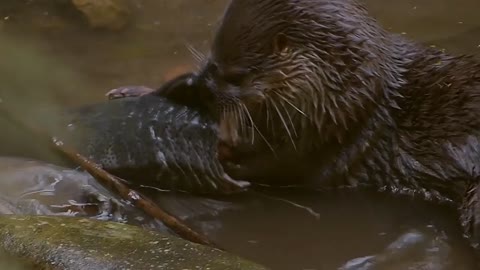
[52,137,64,146]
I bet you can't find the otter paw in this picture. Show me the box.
[105,85,154,100]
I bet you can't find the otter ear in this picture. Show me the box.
[273,33,290,54]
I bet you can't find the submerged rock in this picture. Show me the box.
[0,215,267,270]
[72,0,131,30]
[339,230,463,270]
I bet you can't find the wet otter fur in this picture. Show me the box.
[190,0,480,251]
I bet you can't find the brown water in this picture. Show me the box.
[1,0,480,269]
[145,188,476,270]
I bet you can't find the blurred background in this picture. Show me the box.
[0,0,479,106]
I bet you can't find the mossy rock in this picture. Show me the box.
[0,215,267,270]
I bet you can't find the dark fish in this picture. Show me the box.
[57,95,249,194]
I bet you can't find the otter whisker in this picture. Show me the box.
[225,104,236,133]
[310,70,326,113]
[280,81,321,128]
[231,103,243,141]
[185,43,205,65]
[285,103,298,138]
[240,103,276,155]
[300,73,326,131]
[235,103,247,138]
[285,80,317,130]
[265,97,272,130]
[230,103,240,136]
[239,102,255,145]
[271,99,297,150]
[267,98,279,135]
[223,104,236,142]
[276,90,308,118]
[222,107,227,126]
[278,97,298,137]
[221,106,228,138]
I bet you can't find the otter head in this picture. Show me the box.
[199,0,400,155]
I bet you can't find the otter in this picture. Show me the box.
[104,0,480,251]
[184,0,480,251]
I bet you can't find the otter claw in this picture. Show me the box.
[105,86,154,100]
[221,161,251,183]
[222,172,250,189]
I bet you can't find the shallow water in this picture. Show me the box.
[148,189,477,270]
[1,0,480,269]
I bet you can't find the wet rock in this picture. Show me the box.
[0,156,242,243]
[0,156,169,231]
[0,215,267,270]
[339,230,463,270]
[72,0,131,30]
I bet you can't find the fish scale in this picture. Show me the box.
[57,95,247,194]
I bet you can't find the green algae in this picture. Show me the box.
[0,215,267,270]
